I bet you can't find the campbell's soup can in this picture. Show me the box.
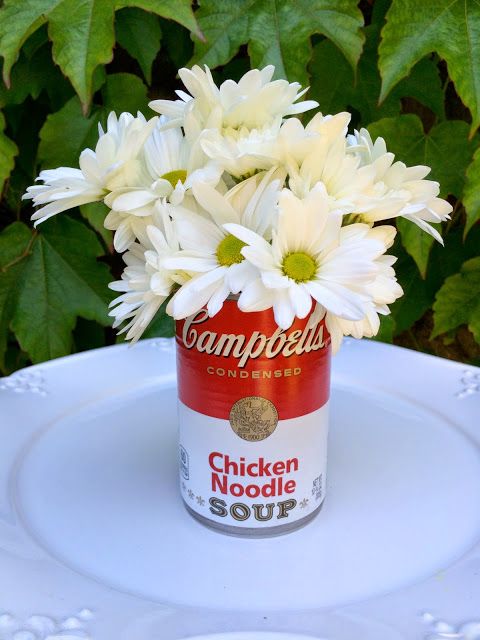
[175,300,331,536]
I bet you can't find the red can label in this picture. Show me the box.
[176,301,331,531]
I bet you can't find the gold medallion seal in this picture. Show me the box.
[229,396,278,442]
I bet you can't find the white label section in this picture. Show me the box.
[178,401,329,528]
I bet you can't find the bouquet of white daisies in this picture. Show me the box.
[25,65,452,352]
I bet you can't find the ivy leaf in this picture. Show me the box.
[48,0,116,111]
[73,318,108,353]
[0,111,18,193]
[190,0,251,71]
[427,224,480,293]
[390,57,444,118]
[309,40,354,115]
[395,218,438,279]
[115,0,200,36]
[463,146,480,236]
[115,8,162,84]
[432,257,480,342]
[0,46,54,107]
[141,300,175,339]
[371,314,395,343]
[7,217,113,364]
[21,23,49,59]
[310,35,400,123]
[378,0,480,135]
[38,73,149,168]
[0,0,116,111]
[192,0,364,86]
[389,250,433,335]
[101,72,149,114]
[161,17,194,69]
[0,0,56,86]
[310,32,443,126]
[80,202,112,246]
[0,222,33,369]
[39,96,103,169]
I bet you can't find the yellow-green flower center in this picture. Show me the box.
[282,252,317,282]
[343,213,364,225]
[216,234,247,267]
[161,169,187,187]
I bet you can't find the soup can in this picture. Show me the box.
[176,300,331,536]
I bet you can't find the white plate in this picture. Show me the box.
[1,338,480,640]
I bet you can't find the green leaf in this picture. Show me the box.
[0,111,18,192]
[390,56,444,118]
[20,24,49,58]
[0,47,47,106]
[100,72,149,114]
[0,222,33,369]
[192,0,364,86]
[0,0,56,86]
[190,0,251,71]
[80,201,112,246]
[432,257,480,342]
[368,115,476,199]
[309,40,353,115]
[396,218,437,279]
[0,38,74,109]
[38,96,103,168]
[427,224,480,293]
[38,73,149,168]
[48,0,116,110]
[161,16,194,68]
[310,35,400,123]
[141,300,175,339]
[115,0,200,36]
[463,146,480,236]
[9,217,113,363]
[73,318,107,352]
[310,29,443,125]
[2,343,31,376]
[115,8,162,84]
[379,0,480,135]
[389,250,433,335]
[0,0,116,110]
[371,314,395,343]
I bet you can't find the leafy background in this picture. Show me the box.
[1,0,479,375]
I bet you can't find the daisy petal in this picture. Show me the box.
[168,277,222,319]
[289,283,313,318]
[306,280,366,321]
[238,278,275,312]
[224,223,272,252]
[192,181,238,226]
[273,289,296,329]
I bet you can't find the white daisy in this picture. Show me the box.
[280,112,376,214]
[25,112,157,225]
[323,225,403,352]
[199,112,322,179]
[226,185,390,330]
[25,167,106,226]
[199,119,284,178]
[103,117,223,251]
[149,65,318,177]
[347,128,452,242]
[103,208,156,254]
[105,117,221,212]
[108,206,183,342]
[150,64,318,132]
[164,169,284,319]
